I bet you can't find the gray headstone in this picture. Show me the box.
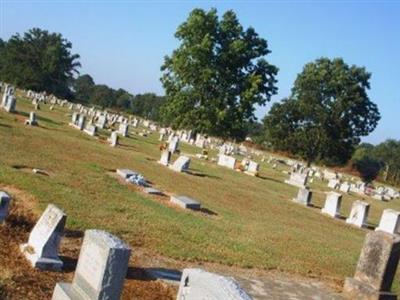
[293,188,312,206]
[20,204,66,271]
[343,231,400,299]
[346,200,370,228]
[170,156,191,172]
[321,192,342,218]
[52,230,131,300]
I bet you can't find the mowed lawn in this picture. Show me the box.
[2,93,400,290]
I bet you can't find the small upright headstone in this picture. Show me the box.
[376,209,400,235]
[328,179,340,189]
[321,192,342,218]
[158,150,171,166]
[0,191,11,223]
[346,200,370,228]
[244,160,259,176]
[118,123,129,137]
[177,268,252,300]
[293,188,312,206]
[4,95,16,113]
[25,111,38,126]
[77,114,86,130]
[285,172,308,188]
[170,156,190,172]
[52,230,131,300]
[109,131,118,147]
[84,124,97,136]
[20,204,66,270]
[343,231,400,299]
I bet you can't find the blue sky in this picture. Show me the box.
[1,0,399,144]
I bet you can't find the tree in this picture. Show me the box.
[373,139,400,184]
[89,85,115,108]
[73,74,95,103]
[264,57,380,166]
[352,155,384,183]
[131,93,166,121]
[160,8,278,140]
[0,28,80,98]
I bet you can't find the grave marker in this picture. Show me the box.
[0,191,11,223]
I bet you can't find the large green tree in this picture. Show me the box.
[160,8,278,140]
[0,28,80,98]
[264,57,380,166]
[73,74,95,103]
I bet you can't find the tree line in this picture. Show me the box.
[1,9,397,186]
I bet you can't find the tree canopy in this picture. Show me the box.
[0,28,80,98]
[160,8,278,140]
[264,57,380,166]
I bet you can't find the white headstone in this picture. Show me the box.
[177,268,252,300]
[217,154,236,169]
[293,188,312,206]
[328,179,340,189]
[346,200,370,228]
[52,230,131,300]
[20,204,66,270]
[321,192,342,218]
[285,172,308,188]
[158,150,171,166]
[170,195,201,210]
[118,123,129,137]
[170,156,191,172]
[109,131,118,147]
[375,209,400,235]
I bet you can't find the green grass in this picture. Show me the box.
[1,93,400,290]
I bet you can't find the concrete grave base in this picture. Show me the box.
[20,244,63,271]
[343,277,397,300]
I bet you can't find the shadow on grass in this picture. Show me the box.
[120,144,137,150]
[0,123,11,128]
[257,175,282,184]
[64,229,84,238]
[309,203,323,209]
[186,170,221,180]
[37,115,62,126]
[200,207,218,216]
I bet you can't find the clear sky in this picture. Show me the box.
[1,0,399,144]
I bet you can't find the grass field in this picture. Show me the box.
[1,92,400,294]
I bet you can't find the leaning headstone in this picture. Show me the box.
[343,231,400,299]
[321,192,342,218]
[177,268,252,300]
[20,204,66,270]
[375,209,400,235]
[346,200,370,228]
[0,191,11,223]
[293,188,312,206]
[170,156,190,172]
[158,150,171,166]
[170,195,201,210]
[52,229,131,300]
[285,172,308,188]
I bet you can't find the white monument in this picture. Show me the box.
[375,209,400,235]
[321,192,342,218]
[346,200,370,228]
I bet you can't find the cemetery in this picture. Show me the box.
[0,3,399,299]
[1,87,400,299]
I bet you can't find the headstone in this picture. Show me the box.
[340,182,351,193]
[118,123,128,137]
[25,111,38,126]
[328,179,340,189]
[77,114,86,130]
[321,192,342,218]
[96,115,106,129]
[84,125,97,136]
[376,209,400,235]
[158,150,171,166]
[217,154,236,170]
[52,230,131,300]
[143,187,163,195]
[244,160,259,176]
[170,195,201,210]
[4,95,16,112]
[0,191,11,223]
[346,200,370,228]
[170,156,190,172]
[71,112,78,124]
[169,138,179,153]
[109,131,118,147]
[20,204,66,270]
[343,231,400,299]
[285,172,308,188]
[177,268,252,300]
[293,188,312,206]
